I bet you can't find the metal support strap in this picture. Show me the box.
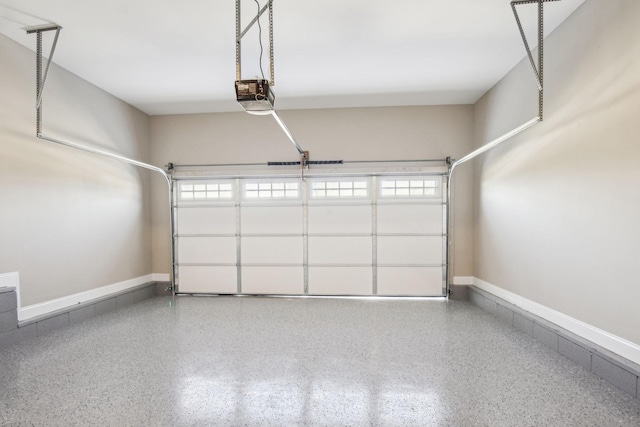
[236,0,241,81]
[236,0,274,85]
[239,1,270,39]
[538,0,545,120]
[38,28,60,110]
[29,24,62,134]
[36,31,42,134]
[268,0,274,86]
[511,0,559,120]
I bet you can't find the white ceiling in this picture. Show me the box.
[0,0,585,116]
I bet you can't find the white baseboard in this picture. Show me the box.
[452,276,474,285]
[152,273,171,282]
[18,274,162,322]
[473,277,640,366]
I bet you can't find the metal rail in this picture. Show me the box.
[450,117,541,174]
[271,110,306,158]
[171,171,449,181]
[170,158,450,169]
[37,134,171,183]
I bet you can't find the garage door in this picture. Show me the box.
[173,173,447,296]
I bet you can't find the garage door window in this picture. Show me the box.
[243,181,300,199]
[310,180,369,198]
[180,182,234,200]
[379,177,441,198]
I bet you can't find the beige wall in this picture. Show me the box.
[149,106,475,277]
[472,0,640,344]
[0,34,153,306]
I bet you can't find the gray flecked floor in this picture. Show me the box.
[1,296,639,426]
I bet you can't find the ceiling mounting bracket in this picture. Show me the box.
[511,0,561,120]
[25,23,62,134]
[236,0,273,85]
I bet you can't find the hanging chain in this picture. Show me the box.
[269,0,274,86]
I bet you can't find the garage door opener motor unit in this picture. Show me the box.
[235,79,275,115]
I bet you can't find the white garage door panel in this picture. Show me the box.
[308,205,372,234]
[241,206,302,234]
[177,207,236,235]
[378,236,442,265]
[377,267,443,296]
[178,237,237,264]
[242,267,304,294]
[178,266,237,294]
[377,204,442,234]
[308,236,372,265]
[308,267,373,295]
[241,236,303,264]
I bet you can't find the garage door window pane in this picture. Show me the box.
[180,182,234,200]
[380,177,441,198]
[311,180,369,198]
[243,181,300,199]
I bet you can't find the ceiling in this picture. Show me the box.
[0,0,585,116]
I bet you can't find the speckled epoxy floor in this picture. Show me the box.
[0,296,639,426]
